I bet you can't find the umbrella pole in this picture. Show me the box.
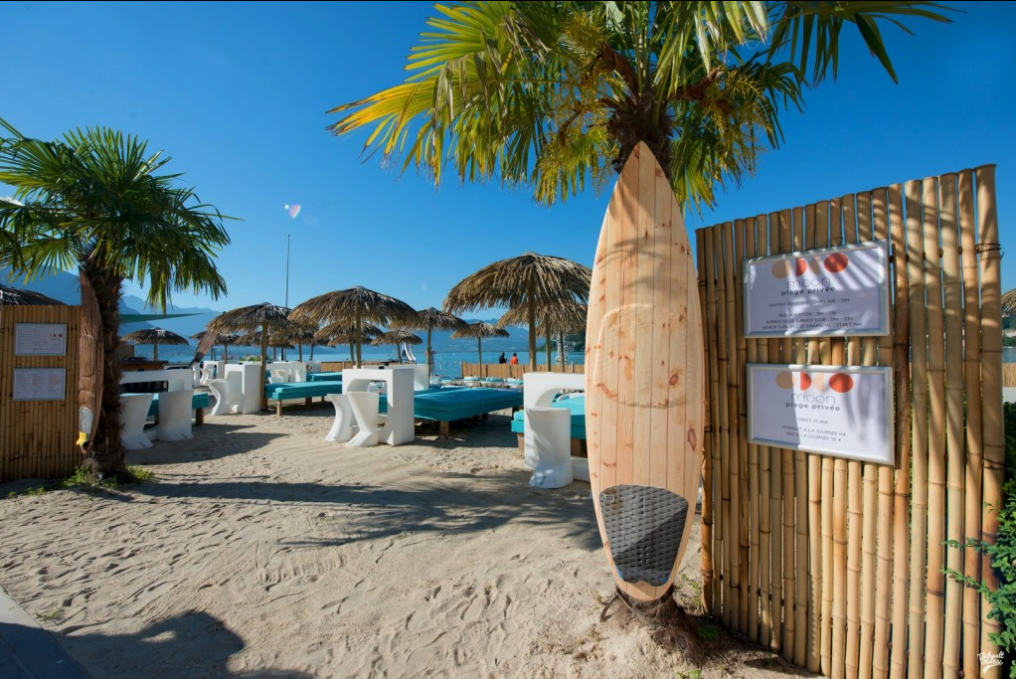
[153,341,159,362]
[545,329,551,368]
[427,327,434,372]
[355,311,363,368]
[527,284,537,372]
[477,337,483,372]
[260,328,269,410]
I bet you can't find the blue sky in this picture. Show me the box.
[3,1,1014,313]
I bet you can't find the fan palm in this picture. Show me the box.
[392,307,467,370]
[290,287,417,367]
[328,2,949,211]
[451,321,509,368]
[0,119,230,477]
[121,327,189,362]
[445,253,590,371]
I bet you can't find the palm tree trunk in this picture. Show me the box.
[82,266,127,477]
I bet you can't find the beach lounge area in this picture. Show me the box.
[0,408,785,679]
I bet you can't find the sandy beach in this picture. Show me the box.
[0,404,806,678]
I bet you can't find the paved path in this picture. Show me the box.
[0,585,93,679]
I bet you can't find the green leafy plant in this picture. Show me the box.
[3,465,153,499]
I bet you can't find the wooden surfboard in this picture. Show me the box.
[585,142,705,603]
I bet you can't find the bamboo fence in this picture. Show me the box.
[0,304,83,482]
[697,166,1003,678]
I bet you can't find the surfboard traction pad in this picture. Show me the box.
[599,484,689,587]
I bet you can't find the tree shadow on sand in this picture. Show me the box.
[127,425,284,465]
[132,468,604,552]
[8,610,315,678]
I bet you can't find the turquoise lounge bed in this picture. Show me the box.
[265,380,343,416]
[308,372,344,383]
[412,387,523,438]
[511,395,586,456]
[147,391,210,425]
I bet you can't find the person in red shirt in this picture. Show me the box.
[509,353,519,365]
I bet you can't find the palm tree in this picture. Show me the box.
[392,307,467,370]
[451,321,509,369]
[0,119,229,478]
[444,253,590,371]
[328,2,948,210]
[290,287,417,367]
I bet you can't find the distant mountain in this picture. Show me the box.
[1,268,221,339]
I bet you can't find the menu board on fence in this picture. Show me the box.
[12,368,67,402]
[747,364,894,465]
[744,241,890,337]
[14,323,68,356]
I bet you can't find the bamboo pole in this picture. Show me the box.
[976,165,1003,656]
[717,222,735,630]
[815,200,834,676]
[804,202,823,675]
[791,206,809,668]
[958,169,983,679]
[744,217,762,643]
[887,184,911,679]
[856,190,878,679]
[939,174,964,678]
[697,229,716,613]
[758,214,774,648]
[771,210,786,655]
[870,188,894,679]
[922,176,946,679]
[830,198,847,679]
[841,194,862,679]
[905,179,929,679]
[705,228,723,615]
[724,219,748,636]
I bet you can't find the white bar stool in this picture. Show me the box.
[157,390,194,441]
[526,406,573,488]
[325,394,354,443]
[345,391,380,447]
[120,393,154,450]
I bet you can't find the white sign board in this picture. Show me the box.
[744,241,890,337]
[14,323,68,356]
[12,368,67,402]
[747,364,894,465]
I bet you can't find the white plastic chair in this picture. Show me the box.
[157,390,194,441]
[120,393,154,450]
[325,394,354,443]
[208,378,234,416]
[526,406,573,488]
[345,391,380,447]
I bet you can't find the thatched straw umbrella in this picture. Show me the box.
[499,298,588,367]
[314,322,383,362]
[236,331,295,360]
[451,322,509,368]
[371,329,423,364]
[1001,288,1016,317]
[275,322,319,361]
[120,327,189,361]
[290,287,416,367]
[0,284,65,306]
[392,307,467,371]
[190,330,240,362]
[444,253,591,371]
[207,303,292,410]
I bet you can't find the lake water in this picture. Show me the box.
[128,344,585,378]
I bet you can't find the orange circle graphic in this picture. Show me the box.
[799,373,812,390]
[775,371,794,389]
[794,257,809,276]
[771,260,793,278]
[829,373,854,393]
[824,253,849,273]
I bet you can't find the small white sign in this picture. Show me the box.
[747,364,894,465]
[14,323,68,356]
[12,368,67,401]
[744,241,890,337]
